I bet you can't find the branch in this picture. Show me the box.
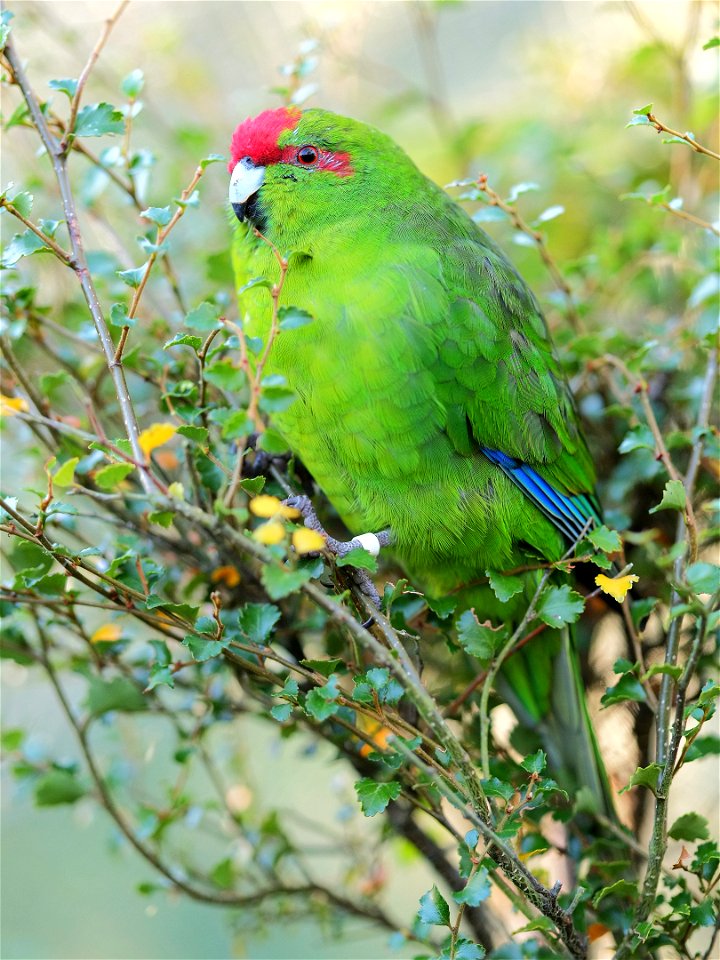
[0,196,75,264]
[2,36,154,496]
[639,109,720,161]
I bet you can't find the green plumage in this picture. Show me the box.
[230,108,611,811]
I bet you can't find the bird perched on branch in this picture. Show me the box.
[228,106,613,814]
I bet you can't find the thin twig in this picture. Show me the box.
[0,197,75,264]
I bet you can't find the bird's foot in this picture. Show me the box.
[284,494,391,609]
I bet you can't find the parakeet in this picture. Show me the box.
[227,107,612,812]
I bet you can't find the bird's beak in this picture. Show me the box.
[229,158,265,222]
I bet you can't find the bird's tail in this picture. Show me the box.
[498,624,616,819]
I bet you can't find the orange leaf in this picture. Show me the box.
[138,422,176,458]
[211,565,241,588]
[587,923,610,943]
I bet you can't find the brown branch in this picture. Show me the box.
[62,1,130,152]
[0,197,75,264]
[641,110,720,161]
[474,173,580,332]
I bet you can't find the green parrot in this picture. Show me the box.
[228,107,613,813]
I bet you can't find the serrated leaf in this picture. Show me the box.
[73,102,125,137]
[537,584,584,626]
[270,703,292,722]
[486,569,525,603]
[260,564,311,600]
[176,424,208,443]
[183,632,228,662]
[238,603,280,644]
[601,672,647,707]
[453,868,491,907]
[685,562,718,595]
[354,778,401,817]
[619,762,662,795]
[618,424,656,454]
[456,609,506,659]
[587,525,622,553]
[649,479,686,514]
[141,205,172,226]
[668,812,710,842]
[1,229,48,266]
[109,302,135,327]
[417,884,451,926]
[521,749,547,775]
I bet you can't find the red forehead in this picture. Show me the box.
[228,107,301,171]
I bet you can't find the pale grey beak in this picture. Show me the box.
[229,157,266,222]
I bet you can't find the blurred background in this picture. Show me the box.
[1,2,718,958]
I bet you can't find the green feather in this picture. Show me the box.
[231,108,614,814]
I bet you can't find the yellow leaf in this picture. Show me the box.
[139,422,176,458]
[168,481,184,499]
[253,521,285,545]
[292,528,326,554]
[249,495,300,519]
[91,623,122,644]
[0,394,29,416]
[211,565,241,588]
[595,572,639,602]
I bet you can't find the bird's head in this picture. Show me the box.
[227,107,422,238]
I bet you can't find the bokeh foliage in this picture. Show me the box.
[1,3,718,959]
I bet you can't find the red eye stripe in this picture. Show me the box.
[280,145,353,176]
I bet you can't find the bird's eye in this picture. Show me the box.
[296,145,319,165]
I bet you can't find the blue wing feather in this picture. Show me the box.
[481,447,601,543]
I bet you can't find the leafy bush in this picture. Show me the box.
[1,4,718,959]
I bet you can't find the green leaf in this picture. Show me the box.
[703,37,720,49]
[632,103,654,115]
[260,563,311,600]
[238,603,280,644]
[256,429,289,455]
[521,749,547,775]
[116,263,148,288]
[642,663,682,681]
[456,609,506,659]
[1,229,48,266]
[668,812,710,842]
[141,205,172,227]
[164,333,202,351]
[618,424,655,454]
[684,562,718,595]
[453,868,491,907]
[53,457,79,487]
[354,777,401,817]
[336,547,377,572]
[649,479,686,514]
[148,510,174,528]
[601,673,647,707]
[177,424,208,443]
[146,663,174,690]
[9,190,33,217]
[417,884,451,926]
[270,703,292,722]
[486,569,525,603]
[73,102,125,137]
[184,301,221,330]
[238,276,272,295]
[0,9,14,47]
[593,879,638,907]
[120,68,144,98]
[204,359,244,392]
[210,857,234,889]
[183,629,228,662]
[278,306,314,331]
[587,525,622,553]
[94,462,134,489]
[452,940,485,960]
[199,154,225,169]
[35,769,86,806]
[619,762,662,795]
[109,302,134,327]
[302,658,344,678]
[48,77,78,99]
[87,676,147,716]
[536,584,585,627]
